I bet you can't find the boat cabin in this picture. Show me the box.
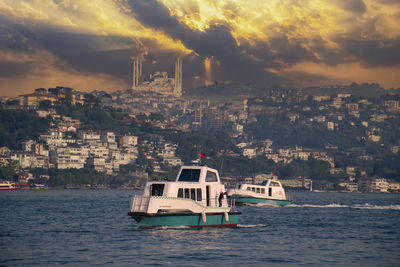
[143,166,226,207]
[238,179,284,198]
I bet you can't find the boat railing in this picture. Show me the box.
[131,195,150,212]
[285,191,293,202]
[229,198,237,211]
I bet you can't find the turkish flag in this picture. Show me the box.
[199,152,206,159]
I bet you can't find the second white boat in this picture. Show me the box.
[227,176,291,206]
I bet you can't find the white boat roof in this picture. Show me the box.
[175,165,220,184]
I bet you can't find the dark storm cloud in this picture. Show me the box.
[125,0,283,85]
[126,0,237,57]
[268,35,317,66]
[0,14,139,81]
[378,0,400,5]
[0,61,33,77]
[332,0,366,14]
[0,15,37,78]
[36,30,136,77]
[1,0,399,92]
[0,15,34,53]
[283,68,337,86]
[335,37,400,67]
[0,26,29,53]
[124,0,399,87]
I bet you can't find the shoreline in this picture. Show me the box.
[9,187,398,194]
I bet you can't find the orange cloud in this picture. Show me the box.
[0,0,399,96]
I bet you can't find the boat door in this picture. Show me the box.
[150,184,165,196]
[268,187,272,197]
[206,186,210,206]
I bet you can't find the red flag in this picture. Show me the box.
[271,173,274,176]
[199,152,206,159]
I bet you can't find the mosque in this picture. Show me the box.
[131,57,182,97]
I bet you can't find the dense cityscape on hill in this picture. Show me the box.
[0,84,399,192]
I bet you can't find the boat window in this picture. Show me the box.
[205,171,218,182]
[178,169,201,182]
[177,188,183,198]
[261,188,265,194]
[256,188,260,193]
[196,189,202,201]
[191,188,196,200]
[246,187,251,191]
[150,184,165,196]
[184,188,190,198]
[252,187,255,192]
[270,182,280,187]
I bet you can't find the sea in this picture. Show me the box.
[1,190,399,266]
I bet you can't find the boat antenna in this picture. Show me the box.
[220,157,224,177]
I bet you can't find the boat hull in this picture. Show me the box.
[0,187,20,191]
[232,196,291,206]
[128,211,241,228]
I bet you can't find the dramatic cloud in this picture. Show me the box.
[332,0,367,14]
[0,0,400,96]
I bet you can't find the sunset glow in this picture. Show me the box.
[0,0,399,96]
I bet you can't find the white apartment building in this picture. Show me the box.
[55,154,85,169]
[278,148,293,158]
[86,157,106,172]
[78,130,100,143]
[327,121,335,131]
[265,153,279,163]
[119,151,137,165]
[121,135,138,147]
[369,178,389,193]
[100,130,116,143]
[243,147,257,158]
[162,156,183,166]
[9,151,49,169]
[40,130,66,147]
[89,145,109,158]
[157,143,177,157]
[368,135,381,142]
[49,147,89,169]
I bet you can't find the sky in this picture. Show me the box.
[1,0,400,97]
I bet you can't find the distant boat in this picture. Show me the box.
[128,164,241,228]
[0,181,20,191]
[227,176,292,206]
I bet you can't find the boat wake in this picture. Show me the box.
[288,203,400,210]
[237,224,266,228]
[253,202,282,208]
[151,225,192,230]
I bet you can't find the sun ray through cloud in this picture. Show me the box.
[0,0,400,96]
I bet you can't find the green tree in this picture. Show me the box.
[0,110,50,149]
[0,161,18,181]
[39,100,52,110]
[149,113,165,122]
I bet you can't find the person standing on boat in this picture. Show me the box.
[218,191,224,207]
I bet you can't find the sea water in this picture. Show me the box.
[1,190,399,266]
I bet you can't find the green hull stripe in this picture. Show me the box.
[130,212,240,228]
[233,196,291,206]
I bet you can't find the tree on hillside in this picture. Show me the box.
[0,110,50,149]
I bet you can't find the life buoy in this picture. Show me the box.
[202,211,206,223]
[224,211,229,222]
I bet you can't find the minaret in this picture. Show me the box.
[174,57,182,96]
[131,56,142,90]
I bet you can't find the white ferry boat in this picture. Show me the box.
[128,165,241,228]
[0,181,20,191]
[227,176,291,206]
